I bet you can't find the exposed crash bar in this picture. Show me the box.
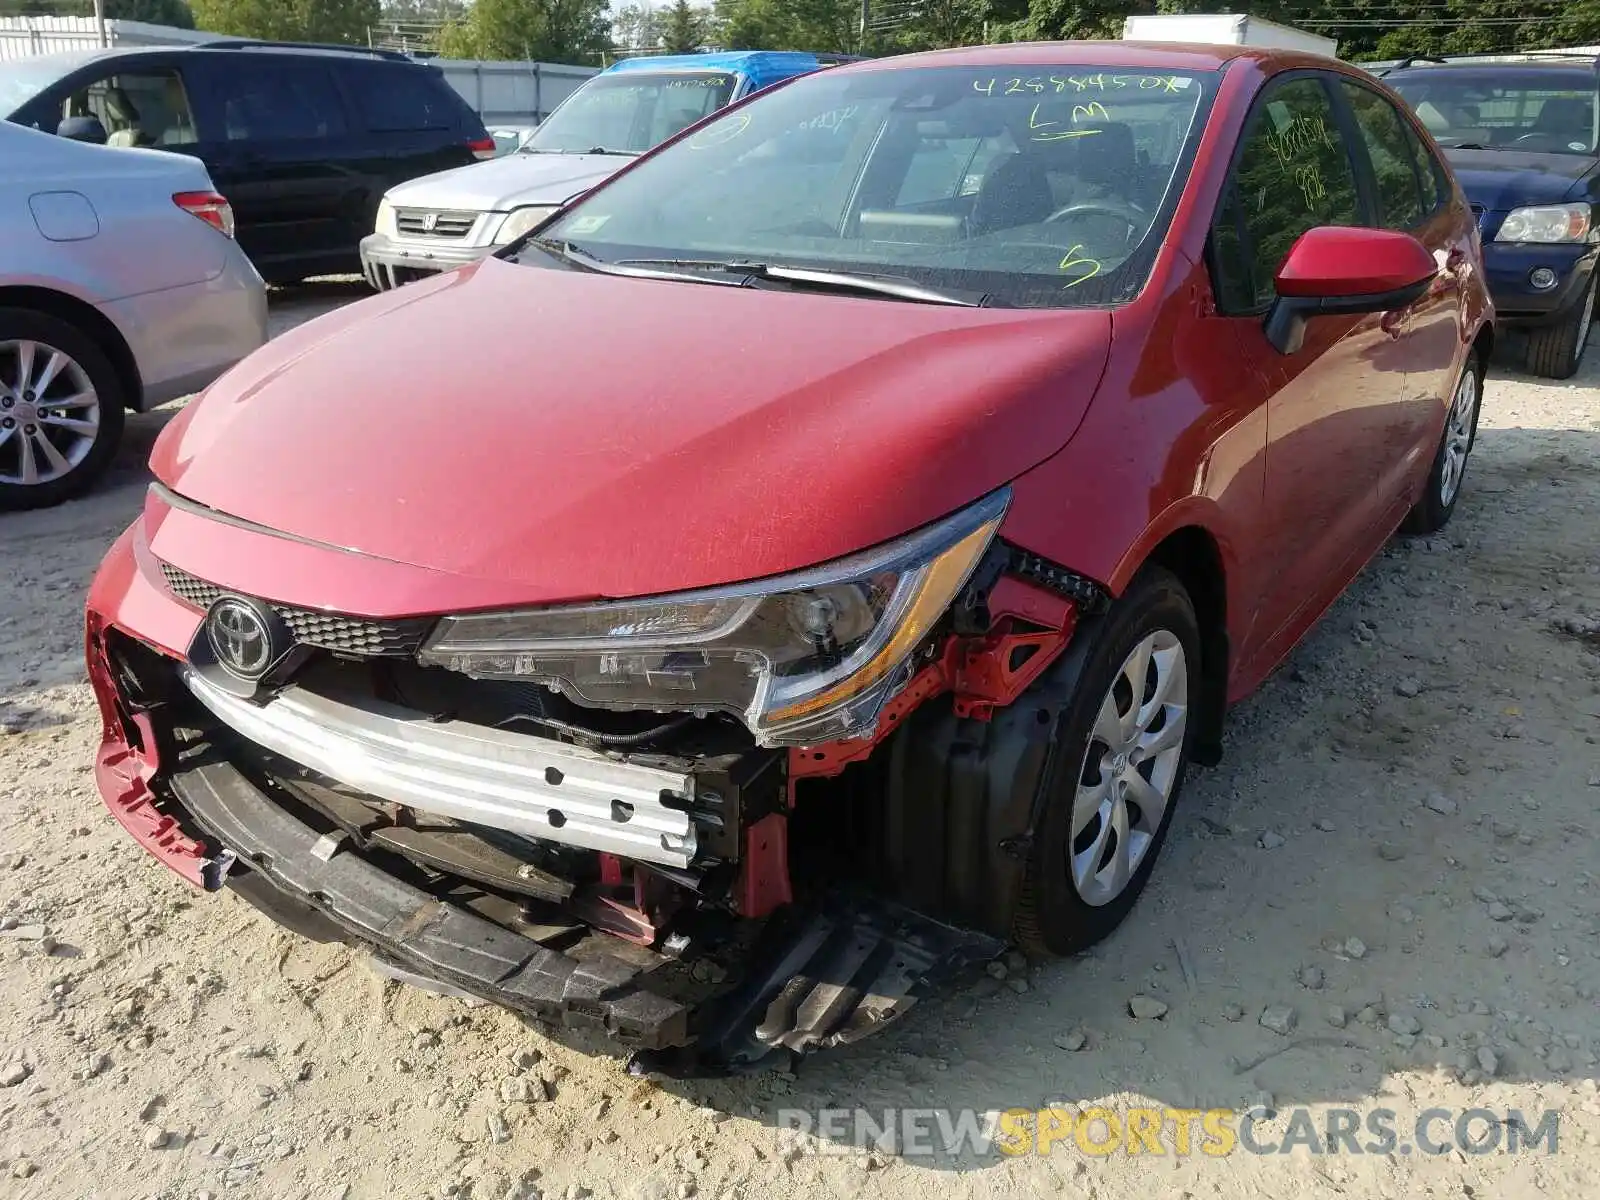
[181,669,700,868]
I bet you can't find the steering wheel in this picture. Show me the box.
[1045,200,1148,245]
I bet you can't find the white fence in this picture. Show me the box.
[0,14,212,58]
[433,59,596,125]
[0,16,597,124]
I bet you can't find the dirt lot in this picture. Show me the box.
[1,284,1597,1200]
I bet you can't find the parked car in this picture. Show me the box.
[488,123,539,156]
[0,40,494,285]
[87,42,1490,1074]
[359,50,848,290]
[2,120,265,510]
[1382,52,1598,378]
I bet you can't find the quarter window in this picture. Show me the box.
[62,69,197,148]
[1342,81,1426,229]
[1210,76,1362,312]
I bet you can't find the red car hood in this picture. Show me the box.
[153,257,1111,606]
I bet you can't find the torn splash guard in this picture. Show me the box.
[164,756,1000,1073]
[630,896,1002,1078]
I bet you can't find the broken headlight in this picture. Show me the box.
[418,489,1009,745]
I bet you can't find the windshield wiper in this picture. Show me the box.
[584,146,642,156]
[526,240,747,286]
[611,258,989,306]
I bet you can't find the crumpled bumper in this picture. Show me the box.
[170,755,692,1046]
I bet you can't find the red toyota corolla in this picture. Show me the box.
[85,43,1491,1074]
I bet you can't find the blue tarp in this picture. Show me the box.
[602,51,837,93]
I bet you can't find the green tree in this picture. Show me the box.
[714,0,858,53]
[437,0,612,62]
[190,0,380,44]
[660,0,707,52]
[0,0,196,25]
[612,1,662,50]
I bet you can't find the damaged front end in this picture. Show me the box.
[86,488,1109,1075]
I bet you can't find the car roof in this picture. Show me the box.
[1381,62,1598,82]
[12,40,423,68]
[825,39,1314,74]
[603,51,838,75]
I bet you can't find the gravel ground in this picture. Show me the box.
[1,285,1598,1200]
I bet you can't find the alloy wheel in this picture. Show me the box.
[1069,629,1189,907]
[1438,366,1478,507]
[0,339,101,488]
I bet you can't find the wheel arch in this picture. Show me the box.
[1138,524,1229,767]
[0,285,142,411]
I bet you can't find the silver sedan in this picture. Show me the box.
[2,120,267,510]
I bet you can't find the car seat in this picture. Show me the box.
[103,87,146,147]
[1075,121,1142,206]
[969,152,1054,235]
[1532,96,1593,142]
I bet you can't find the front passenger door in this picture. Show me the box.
[1209,74,1406,658]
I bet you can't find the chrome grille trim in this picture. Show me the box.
[394,208,480,240]
[159,564,434,658]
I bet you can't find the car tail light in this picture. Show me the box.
[466,135,497,161]
[173,191,236,239]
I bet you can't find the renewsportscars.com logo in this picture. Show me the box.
[775,1105,1562,1159]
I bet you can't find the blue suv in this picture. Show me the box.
[1383,53,1598,378]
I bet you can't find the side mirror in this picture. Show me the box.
[1264,226,1437,355]
[57,115,108,144]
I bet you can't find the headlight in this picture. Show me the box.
[493,205,560,245]
[419,490,1010,746]
[1495,203,1593,244]
[374,197,398,239]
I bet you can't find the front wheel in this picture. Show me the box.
[1013,566,1199,956]
[1401,353,1481,536]
[1524,274,1595,380]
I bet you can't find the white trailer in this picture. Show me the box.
[1121,13,1338,58]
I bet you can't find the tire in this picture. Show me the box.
[0,308,126,512]
[1401,351,1482,536]
[1013,566,1200,957]
[1524,273,1596,381]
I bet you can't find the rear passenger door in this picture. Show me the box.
[190,55,359,280]
[1338,77,1468,488]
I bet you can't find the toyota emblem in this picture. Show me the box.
[206,597,278,679]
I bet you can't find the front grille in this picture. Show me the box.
[159,564,435,658]
[395,208,478,240]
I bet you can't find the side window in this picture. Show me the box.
[1341,81,1425,229]
[1210,76,1361,312]
[347,66,453,132]
[1399,118,1446,214]
[62,69,197,148]
[222,63,348,141]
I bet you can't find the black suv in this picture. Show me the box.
[1380,53,1599,378]
[0,41,494,284]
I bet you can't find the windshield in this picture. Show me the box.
[532,64,1214,308]
[0,52,93,117]
[525,70,739,155]
[1389,70,1599,154]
